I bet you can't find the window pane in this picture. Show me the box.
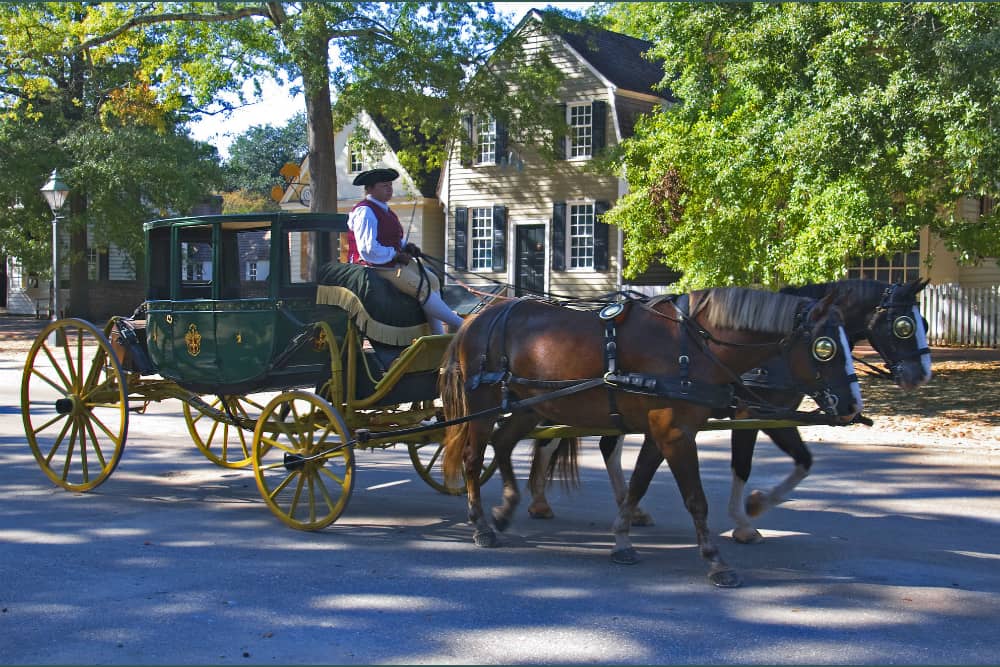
[287,231,317,284]
[569,203,595,269]
[477,117,496,164]
[570,105,592,158]
[471,207,494,270]
[847,240,920,283]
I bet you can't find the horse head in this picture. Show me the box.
[865,278,933,390]
[784,289,863,424]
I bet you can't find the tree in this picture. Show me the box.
[0,3,223,315]
[600,3,1000,288]
[63,3,562,214]
[222,113,307,195]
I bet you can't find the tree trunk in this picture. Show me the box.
[299,35,338,213]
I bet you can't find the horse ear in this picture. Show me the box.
[810,287,840,321]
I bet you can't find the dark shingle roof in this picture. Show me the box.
[531,10,670,99]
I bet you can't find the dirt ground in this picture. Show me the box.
[2,314,997,448]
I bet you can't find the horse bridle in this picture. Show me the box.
[864,283,930,377]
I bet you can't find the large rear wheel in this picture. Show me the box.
[252,391,355,530]
[20,318,128,491]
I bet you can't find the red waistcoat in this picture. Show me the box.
[348,200,404,265]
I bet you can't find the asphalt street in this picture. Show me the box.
[0,350,999,664]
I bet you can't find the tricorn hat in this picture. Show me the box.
[352,167,399,187]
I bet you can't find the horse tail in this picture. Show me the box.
[528,436,581,491]
[440,326,469,487]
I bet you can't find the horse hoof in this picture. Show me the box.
[745,490,768,518]
[631,510,655,527]
[611,548,640,565]
[708,568,743,588]
[732,527,764,545]
[491,513,511,533]
[473,530,499,548]
[528,506,555,520]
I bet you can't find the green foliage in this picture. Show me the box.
[0,3,225,275]
[221,190,280,214]
[602,3,1000,288]
[223,114,307,194]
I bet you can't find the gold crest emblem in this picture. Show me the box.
[313,329,327,351]
[185,323,202,357]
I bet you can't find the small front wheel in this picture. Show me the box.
[408,441,497,495]
[184,394,268,468]
[21,318,128,491]
[252,391,355,530]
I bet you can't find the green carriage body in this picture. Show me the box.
[143,212,351,394]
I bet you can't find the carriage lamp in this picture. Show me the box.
[40,169,70,344]
[893,315,916,339]
[812,337,838,362]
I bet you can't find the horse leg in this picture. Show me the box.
[488,412,540,534]
[651,417,741,588]
[527,437,557,519]
[462,419,500,548]
[745,427,812,519]
[611,435,663,565]
[729,428,763,544]
[604,435,657,526]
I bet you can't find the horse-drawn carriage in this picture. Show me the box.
[19,210,931,586]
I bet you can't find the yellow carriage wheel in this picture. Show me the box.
[184,394,268,468]
[20,318,129,492]
[252,391,355,530]
[408,441,497,495]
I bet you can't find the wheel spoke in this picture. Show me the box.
[287,472,306,518]
[37,349,73,392]
[81,413,110,469]
[318,463,348,488]
[59,420,80,483]
[315,472,339,512]
[82,404,120,445]
[43,417,73,465]
[267,469,299,500]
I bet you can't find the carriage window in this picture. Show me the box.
[470,207,494,271]
[237,228,270,297]
[568,203,595,269]
[287,230,318,284]
[847,241,920,283]
[178,225,214,298]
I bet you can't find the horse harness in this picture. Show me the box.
[464,294,834,431]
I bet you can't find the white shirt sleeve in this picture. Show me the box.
[348,204,397,265]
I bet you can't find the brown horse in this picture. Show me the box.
[527,278,932,542]
[440,287,862,587]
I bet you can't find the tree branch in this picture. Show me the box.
[68,6,270,55]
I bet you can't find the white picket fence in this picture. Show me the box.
[920,283,1000,347]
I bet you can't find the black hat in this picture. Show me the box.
[352,167,399,187]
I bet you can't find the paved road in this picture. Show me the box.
[1,353,998,664]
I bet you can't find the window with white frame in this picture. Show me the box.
[569,202,595,269]
[569,104,593,158]
[847,242,920,283]
[87,247,98,280]
[8,259,23,289]
[470,207,494,270]
[476,117,497,164]
[349,144,364,173]
[248,262,257,281]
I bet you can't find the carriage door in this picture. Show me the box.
[515,224,546,298]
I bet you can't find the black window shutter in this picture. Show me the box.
[554,104,567,160]
[495,119,507,165]
[461,115,473,167]
[492,205,507,271]
[591,100,607,155]
[454,207,468,270]
[594,200,610,271]
[552,202,566,271]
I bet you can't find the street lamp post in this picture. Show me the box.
[40,169,70,341]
